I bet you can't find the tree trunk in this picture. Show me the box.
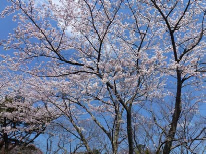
[112,104,124,154]
[112,141,118,154]
[163,70,182,154]
[3,117,9,154]
[127,105,134,154]
[112,115,120,154]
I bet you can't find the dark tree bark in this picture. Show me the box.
[163,70,182,154]
[3,117,9,153]
[127,105,134,154]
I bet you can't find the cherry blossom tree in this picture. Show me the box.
[0,62,57,153]
[1,0,164,153]
[1,0,206,153]
[0,91,53,153]
[148,1,206,153]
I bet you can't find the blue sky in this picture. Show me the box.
[0,1,16,38]
[0,1,206,153]
[0,1,18,58]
